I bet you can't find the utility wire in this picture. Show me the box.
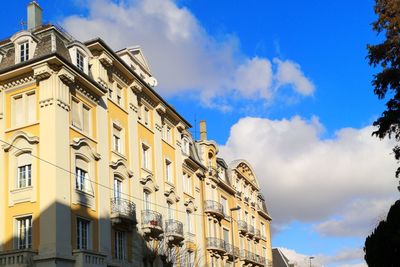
[0,138,242,222]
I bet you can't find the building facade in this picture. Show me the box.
[0,2,272,267]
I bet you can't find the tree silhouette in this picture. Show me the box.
[364,200,400,266]
[368,0,400,188]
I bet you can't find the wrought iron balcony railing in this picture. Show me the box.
[238,220,248,233]
[206,237,226,252]
[204,200,224,218]
[224,243,240,258]
[165,219,184,238]
[110,198,136,223]
[141,210,163,233]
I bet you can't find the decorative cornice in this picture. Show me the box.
[33,63,53,81]
[109,158,134,178]
[156,103,166,115]
[140,174,159,192]
[164,187,180,203]
[130,80,143,93]
[99,52,113,68]
[58,67,75,85]
[129,103,138,113]
[70,138,101,160]
[155,123,162,132]
[2,131,39,152]
[0,75,35,91]
[75,83,100,104]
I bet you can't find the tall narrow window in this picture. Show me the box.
[12,95,23,126]
[221,196,228,216]
[20,42,29,62]
[17,216,32,249]
[76,51,84,71]
[82,104,90,134]
[187,211,193,234]
[115,231,126,260]
[261,222,265,238]
[113,126,122,153]
[182,173,187,193]
[114,178,122,200]
[165,159,172,183]
[76,167,89,192]
[143,191,151,210]
[77,218,90,249]
[263,247,267,264]
[142,144,150,169]
[27,92,36,123]
[223,228,230,245]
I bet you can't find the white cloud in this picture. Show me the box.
[62,0,314,109]
[220,116,398,237]
[277,247,367,267]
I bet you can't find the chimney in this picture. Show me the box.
[27,1,42,30]
[200,120,207,140]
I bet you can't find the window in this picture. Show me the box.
[183,173,192,194]
[71,97,91,134]
[20,42,29,62]
[114,178,122,200]
[16,216,32,249]
[223,228,230,245]
[75,157,93,194]
[182,137,189,155]
[142,144,150,169]
[261,222,266,238]
[263,247,267,264]
[76,167,88,192]
[113,125,122,153]
[162,124,172,143]
[18,164,31,188]
[115,231,126,260]
[108,88,113,98]
[167,203,173,220]
[187,211,193,234]
[143,191,151,210]
[77,218,90,249]
[76,51,84,71]
[165,159,172,183]
[221,196,228,217]
[11,91,36,127]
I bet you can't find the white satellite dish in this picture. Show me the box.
[148,77,158,87]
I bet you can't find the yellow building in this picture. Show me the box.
[0,2,272,267]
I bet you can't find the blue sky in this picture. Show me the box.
[2,1,398,266]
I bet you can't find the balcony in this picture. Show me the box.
[254,229,261,241]
[141,210,163,238]
[0,249,37,266]
[73,250,107,267]
[255,254,266,266]
[224,243,240,259]
[240,250,259,265]
[110,198,137,228]
[247,225,255,237]
[165,219,184,244]
[206,237,226,254]
[238,220,248,234]
[204,200,224,219]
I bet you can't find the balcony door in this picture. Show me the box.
[114,178,122,201]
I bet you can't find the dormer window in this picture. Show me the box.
[76,51,84,71]
[20,42,29,62]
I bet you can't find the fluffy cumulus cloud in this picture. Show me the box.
[62,0,314,109]
[220,116,398,237]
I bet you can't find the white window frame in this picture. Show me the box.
[143,191,151,210]
[77,217,90,250]
[20,41,29,62]
[17,164,32,188]
[114,177,122,200]
[141,143,150,170]
[112,125,122,154]
[76,50,85,71]
[16,216,32,249]
[11,90,37,127]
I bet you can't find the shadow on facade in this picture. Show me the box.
[0,199,201,267]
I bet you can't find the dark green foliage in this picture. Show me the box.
[364,200,400,266]
[368,0,400,182]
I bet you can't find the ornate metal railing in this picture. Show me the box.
[238,220,248,233]
[255,254,266,265]
[204,200,224,216]
[141,210,162,229]
[224,243,240,257]
[206,237,225,251]
[165,219,183,237]
[110,198,136,221]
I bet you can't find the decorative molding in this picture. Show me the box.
[70,138,101,161]
[129,103,138,113]
[164,187,180,203]
[130,80,143,93]
[58,67,75,85]
[155,123,162,132]
[2,131,39,152]
[75,83,100,104]
[176,140,182,148]
[99,52,113,68]
[0,75,35,91]
[176,122,185,131]
[109,158,134,178]
[33,63,53,81]
[140,174,159,192]
[156,103,166,114]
